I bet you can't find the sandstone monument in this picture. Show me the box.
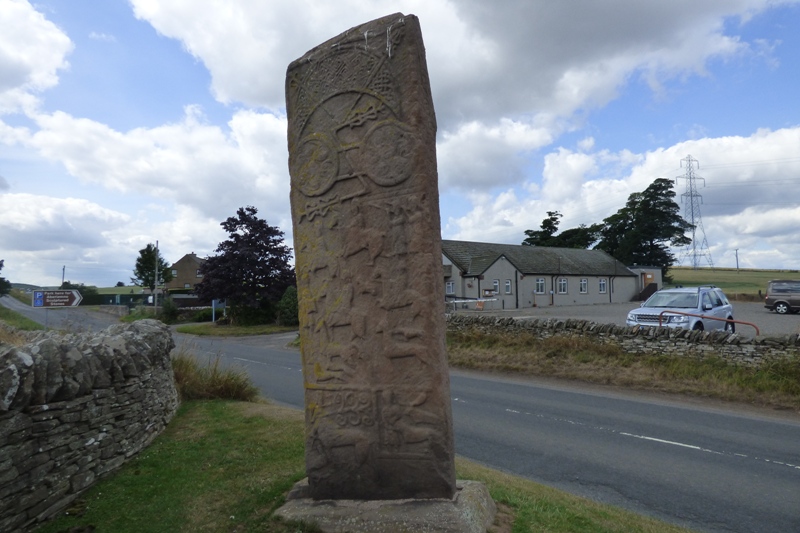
[286,12,455,501]
[281,14,496,531]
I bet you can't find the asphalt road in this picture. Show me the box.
[4,297,800,532]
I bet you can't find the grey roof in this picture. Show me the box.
[442,240,635,277]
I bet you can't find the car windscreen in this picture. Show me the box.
[644,292,698,308]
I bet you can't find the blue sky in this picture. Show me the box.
[1,0,799,287]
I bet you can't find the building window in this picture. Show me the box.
[184,283,191,289]
[171,269,177,276]
[599,278,607,294]
[445,281,455,295]
[505,279,512,294]
[580,278,588,293]
[558,278,568,294]
[196,269,203,278]
[492,279,499,294]
[535,278,545,294]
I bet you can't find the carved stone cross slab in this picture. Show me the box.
[286,13,456,500]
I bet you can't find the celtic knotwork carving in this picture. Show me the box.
[291,133,339,197]
[360,120,417,187]
[332,390,375,426]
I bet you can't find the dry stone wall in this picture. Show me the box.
[447,315,800,367]
[0,319,179,532]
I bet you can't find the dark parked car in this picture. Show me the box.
[764,279,800,314]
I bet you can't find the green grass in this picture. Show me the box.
[0,305,44,332]
[8,288,32,305]
[669,266,799,296]
[457,459,689,533]
[447,330,800,411]
[34,401,314,533]
[34,400,690,533]
[96,286,140,295]
[175,322,297,336]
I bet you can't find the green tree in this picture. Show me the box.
[595,178,691,279]
[60,281,99,297]
[194,206,295,326]
[523,211,600,249]
[131,243,173,292]
[523,211,562,246]
[0,260,11,297]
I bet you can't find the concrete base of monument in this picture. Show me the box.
[274,479,497,532]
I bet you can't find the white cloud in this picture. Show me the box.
[2,0,799,285]
[438,118,554,191]
[88,32,116,43]
[0,0,72,114]
[25,106,292,225]
[0,193,129,249]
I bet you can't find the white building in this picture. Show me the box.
[442,240,642,310]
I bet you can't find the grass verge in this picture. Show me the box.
[447,330,800,411]
[34,400,690,533]
[175,322,297,336]
[0,305,45,333]
[34,401,313,533]
[171,342,260,402]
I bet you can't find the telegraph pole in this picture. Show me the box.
[675,155,714,270]
[154,240,159,309]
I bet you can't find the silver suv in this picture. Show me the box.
[626,286,735,332]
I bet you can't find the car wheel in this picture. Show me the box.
[775,302,790,315]
[724,317,735,333]
[692,322,704,331]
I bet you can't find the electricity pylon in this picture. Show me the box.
[675,155,714,269]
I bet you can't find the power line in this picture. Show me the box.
[699,156,800,170]
[675,155,714,270]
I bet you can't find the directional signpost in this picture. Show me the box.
[32,290,83,329]
[32,290,83,308]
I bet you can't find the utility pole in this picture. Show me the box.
[154,240,159,310]
[61,265,65,286]
[735,249,739,273]
[675,155,714,270]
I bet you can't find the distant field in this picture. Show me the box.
[96,286,141,295]
[668,266,800,297]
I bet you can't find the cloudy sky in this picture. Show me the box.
[2,0,799,287]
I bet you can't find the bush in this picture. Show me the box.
[276,286,299,327]
[229,301,276,326]
[158,298,180,324]
[192,308,216,322]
